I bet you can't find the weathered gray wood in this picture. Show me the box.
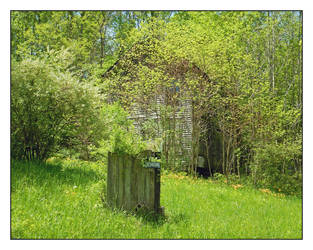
[124,154,132,210]
[137,159,145,206]
[107,152,162,214]
[144,169,150,208]
[147,168,154,209]
[112,153,118,207]
[154,168,161,212]
[130,157,138,209]
[107,152,113,206]
[117,155,124,208]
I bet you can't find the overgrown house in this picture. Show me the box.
[102,39,222,176]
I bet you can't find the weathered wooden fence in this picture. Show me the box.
[107,152,161,214]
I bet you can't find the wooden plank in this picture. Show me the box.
[117,154,124,209]
[112,153,119,207]
[151,168,156,210]
[154,168,161,212]
[109,153,114,206]
[107,152,113,206]
[121,155,126,209]
[124,154,132,210]
[137,160,145,206]
[131,157,139,210]
[144,168,151,209]
[148,168,155,210]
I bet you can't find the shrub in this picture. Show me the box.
[11,57,103,160]
[89,102,147,161]
[251,140,302,195]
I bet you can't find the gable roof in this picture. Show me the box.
[102,39,212,83]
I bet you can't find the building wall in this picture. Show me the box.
[129,94,193,167]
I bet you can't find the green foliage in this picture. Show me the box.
[90,102,147,160]
[11,54,103,160]
[251,141,302,195]
[242,86,303,195]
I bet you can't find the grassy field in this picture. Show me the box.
[11,159,302,239]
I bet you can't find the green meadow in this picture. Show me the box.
[11,159,302,239]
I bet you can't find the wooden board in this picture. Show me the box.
[107,152,161,214]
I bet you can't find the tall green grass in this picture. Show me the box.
[11,159,302,239]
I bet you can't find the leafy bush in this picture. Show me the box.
[11,56,103,160]
[11,53,148,162]
[251,140,302,195]
[89,102,147,161]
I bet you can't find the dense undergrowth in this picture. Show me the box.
[11,159,302,239]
